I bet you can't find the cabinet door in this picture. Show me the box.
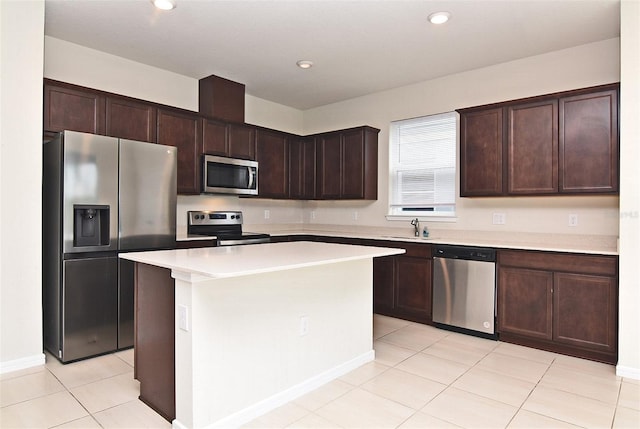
[341,129,365,199]
[394,256,432,324]
[157,109,201,195]
[289,137,316,200]
[202,118,228,156]
[553,273,617,354]
[559,89,618,193]
[459,108,504,196]
[256,129,289,198]
[228,123,256,160]
[106,97,156,142]
[44,82,105,134]
[507,100,558,194]
[497,267,553,340]
[316,132,342,199]
[373,256,395,315]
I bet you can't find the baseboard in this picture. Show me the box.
[616,364,640,380]
[0,353,46,375]
[173,350,375,429]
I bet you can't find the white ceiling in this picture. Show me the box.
[44,0,620,110]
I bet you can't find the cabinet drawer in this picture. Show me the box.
[498,250,617,277]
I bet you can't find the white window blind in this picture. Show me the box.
[389,111,456,216]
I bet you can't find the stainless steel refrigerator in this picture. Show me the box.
[43,130,177,362]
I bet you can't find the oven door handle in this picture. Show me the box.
[247,167,255,190]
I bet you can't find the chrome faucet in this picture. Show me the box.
[410,218,420,237]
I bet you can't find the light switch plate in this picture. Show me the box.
[492,213,506,225]
[178,305,189,331]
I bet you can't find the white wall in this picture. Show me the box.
[0,0,46,372]
[303,38,621,236]
[616,0,640,379]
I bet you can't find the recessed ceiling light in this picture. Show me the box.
[152,0,176,11]
[296,60,313,69]
[428,11,450,25]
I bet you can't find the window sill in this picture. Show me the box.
[385,214,458,223]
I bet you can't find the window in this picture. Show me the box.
[389,111,457,217]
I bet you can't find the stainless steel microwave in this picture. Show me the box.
[202,155,258,195]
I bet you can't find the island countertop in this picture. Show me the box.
[120,241,405,279]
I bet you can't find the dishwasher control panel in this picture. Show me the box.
[433,245,496,262]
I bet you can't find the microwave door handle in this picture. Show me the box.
[247,166,255,189]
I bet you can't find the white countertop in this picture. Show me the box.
[120,241,405,279]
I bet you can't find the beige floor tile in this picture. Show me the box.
[46,353,133,390]
[69,371,139,413]
[52,415,102,428]
[0,391,88,429]
[613,406,640,428]
[443,332,499,352]
[373,314,411,339]
[114,348,134,367]
[423,337,492,366]
[507,410,581,428]
[552,354,619,380]
[395,353,470,385]
[361,368,447,410]
[493,342,557,365]
[46,353,133,389]
[522,385,616,428]
[315,388,414,429]
[539,364,621,405]
[377,324,448,351]
[476,351,550,383]
[286,412,343,428]
[92,399,171,428]
[421,387,518,428]
[293,379,352,411]
[398,411,462,428]
[338,361,389,386]
[243,402,310,428]
[452,367,535,407]
[618,380,640,411]
[0,369,65,407]
[373,340,416,367]
[623,377,640,385]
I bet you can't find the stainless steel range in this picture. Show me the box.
[187,211,270,246]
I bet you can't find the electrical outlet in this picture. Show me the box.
[299,316,309,336]
[353,211,359,221]
[178,305,189,331]
[569,214,578,227]
[492,213,506,225]
[264,209,270,220]
[311,210,316,220]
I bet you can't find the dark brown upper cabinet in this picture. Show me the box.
[559,89,618,193]
[507,99,558,194]
[198,74,245,123]
[106,96,157,143]
[458,83,619,197]
[227,123,256,161]
[459,108,504,196]
[316,126,379,200]
[157,108,201,195]
[44,80,105,135]
[289,137,316,200]
[255,128,289,199]
[201,117,228,156]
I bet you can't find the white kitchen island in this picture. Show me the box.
[120,241,404,429]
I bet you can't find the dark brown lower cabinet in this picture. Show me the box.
[134,263,175,422]
[497,250,618,363]
[373,242,432,325]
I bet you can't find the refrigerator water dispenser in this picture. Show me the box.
[73,204,110,247]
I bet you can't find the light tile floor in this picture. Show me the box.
[1,315,638,428]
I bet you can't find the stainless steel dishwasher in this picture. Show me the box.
[432,245,497,339]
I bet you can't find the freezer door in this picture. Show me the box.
[62,131,119,254]
[61,256,118,362]
[119,139,177,250]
